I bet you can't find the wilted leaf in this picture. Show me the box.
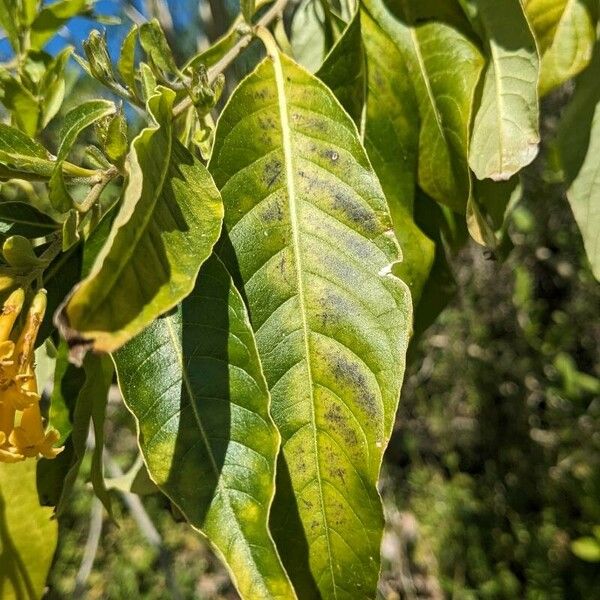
[465,0,540,180]
[555,41,600,280]
[209,51,411,598]
[524,0,597,96]
[58,87,223,357]
[0,460,58,600]
[114,255,297,600]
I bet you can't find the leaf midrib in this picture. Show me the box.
[270,50,339,599]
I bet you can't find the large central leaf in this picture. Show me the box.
[209,51,411,598]
[114,256,296,600]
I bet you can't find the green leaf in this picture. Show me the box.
[41,353,112,516]
[291,0,339,72]
[58,87,223,356]
[0,460,58,600]
[572,537,600,562]
[554,41,600,281]
[524,0,597,96]
[20,0,40,26]
[241,0,256,23]
[56,99,115,162]
[40,46,73,127]
[0,0,20,51]
[103,111,128,166]
[139,62,158,101]
[465,0,540,180]
[89,354,114,515]
[184,20,244,71]
[114,255,297,600]
[62,209,80,250]
[2,235,43,268]
[82,29,119,87]
[30,0,89,51]
[467,176,521,248]
[139,18,179,77]
[316,9,365,126]
[366,0,484,212]
[0,70,40,137]
[412,192,461,338]
[361,4,434,303]
[209,51,411,598]
[0,202,58,238]
[48,341,85,445]
[118,25,138,94]
[49,164,74,213]
[0,123,46,159]
[37,245,82,344]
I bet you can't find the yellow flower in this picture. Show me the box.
[0,431,24,462]
[0,289,63,463]
[9,401,62,459]
[1,290,45,411]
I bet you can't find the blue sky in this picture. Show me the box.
[0,0,201,62]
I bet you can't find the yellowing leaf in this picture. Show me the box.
[58,87,223,357]
[0,460,57,600]
[524,0,597,96]
[466,0,540,180]
[209,51,411,599]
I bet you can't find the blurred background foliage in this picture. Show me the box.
[1,1,598,598]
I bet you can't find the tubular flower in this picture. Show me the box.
[0,289,63,463]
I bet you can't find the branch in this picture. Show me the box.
[73,498,104,598]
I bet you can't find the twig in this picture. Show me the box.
[172,0,289,118]
[75,166,120,214]
[73,498,104,598]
